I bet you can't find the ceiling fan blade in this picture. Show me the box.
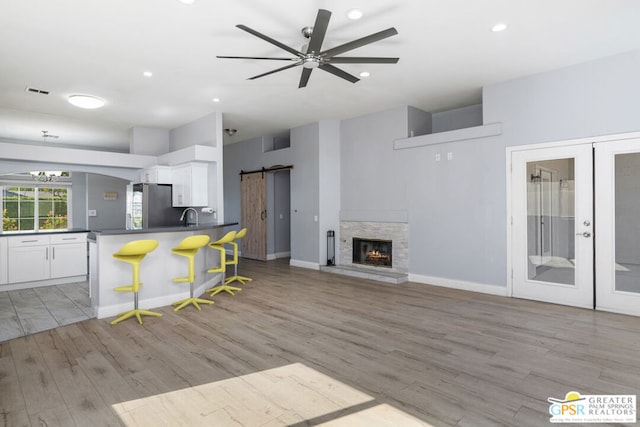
[306,9,331,54]
[217,55,298,61]
[236,24,303,57]
[248,62,302,80]
[328,57,399,64]
[299,68,313,88]
[318,64,359,84]
[321,27,398,58]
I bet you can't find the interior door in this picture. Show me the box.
[241,172,267,260]
[511,144,594,308]
[595,138,640,316]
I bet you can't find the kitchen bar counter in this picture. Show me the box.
[87,223,236,237]
[0,228,89,236]
[89,222,238,320]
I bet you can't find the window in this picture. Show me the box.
[2,186,69,231]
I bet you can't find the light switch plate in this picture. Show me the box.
[88,209,97,217]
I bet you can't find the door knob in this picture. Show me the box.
[583,220,591,226]
[575,231,591,237]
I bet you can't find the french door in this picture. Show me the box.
[511,144,594,308]
[511,137,640,316]
[594,139,640,316]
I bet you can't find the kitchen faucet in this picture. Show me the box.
[180,207,198,226]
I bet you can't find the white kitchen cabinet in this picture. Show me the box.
[141,166,172,184]
[6,233,87,284]
[172,162,208,207]
[50,234,88,278]
[7,235,51,283]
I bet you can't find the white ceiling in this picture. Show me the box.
[1,0,639,152]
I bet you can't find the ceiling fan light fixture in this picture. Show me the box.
[68,94,105,109]
[303,57,320,69]
[346,9,363,20]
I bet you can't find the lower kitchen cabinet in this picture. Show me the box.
[5,232,87,285]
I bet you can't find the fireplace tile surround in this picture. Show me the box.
[339,220,408,274]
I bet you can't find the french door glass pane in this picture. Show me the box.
[526,158,575,285]
[614,153,640,293]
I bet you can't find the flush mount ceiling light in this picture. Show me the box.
[212,97,220,103]
[224,128,237,136]
[491,23,508,32]
[68,94,105,109]
[143,71,153,77]
[359,71,370,77]
[177,0,195,4]
[346,8,363,20]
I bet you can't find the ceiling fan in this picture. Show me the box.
[217,9,399,88]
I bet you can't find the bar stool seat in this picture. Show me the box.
[225,227,253,286]
[206,230,242,297]
[171,235,213,312]
[111,239,161,325]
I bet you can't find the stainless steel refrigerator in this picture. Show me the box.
[127,183,183,229]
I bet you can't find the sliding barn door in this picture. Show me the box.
[241,173,267,260]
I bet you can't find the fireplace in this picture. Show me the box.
[352,238,392,268]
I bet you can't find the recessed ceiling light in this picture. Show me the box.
[491,23,507,32]
[68,94,105,109]
[359,71,370,78]
[212,98,220,103]
[143,71,153,77]
[177,0,195,4]
[346,9,363,20]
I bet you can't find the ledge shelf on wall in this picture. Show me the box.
[393,122,502,150]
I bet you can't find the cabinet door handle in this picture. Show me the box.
[46,247,49,260]
[53,247,55,260]
[21,239,38,243]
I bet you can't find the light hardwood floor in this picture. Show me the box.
[1,258,639,426]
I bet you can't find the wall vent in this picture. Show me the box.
[25,86,50,95]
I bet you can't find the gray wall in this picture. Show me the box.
[87,174,129,230]
[289,123,320,264]
[432,104,483,133]
[338,49,640,288]
[223,132,294,258]
[170,112,220,151]
[71,172,87,229]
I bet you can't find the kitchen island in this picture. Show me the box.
[88,223,237,320]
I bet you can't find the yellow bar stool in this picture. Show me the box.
[225,227,253,286]
[171,235,214,312]
[111,239,162,325]
[206,230,242,297]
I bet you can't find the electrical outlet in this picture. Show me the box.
[435,153,441,162]
[88,209,97,217]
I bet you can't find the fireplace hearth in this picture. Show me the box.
[353,238,392,268]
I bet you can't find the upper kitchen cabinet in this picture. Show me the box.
[172,162,208,207]
[140,165,172,184]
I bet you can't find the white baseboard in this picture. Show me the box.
[289,259,320,270]
[267,251,291,261]
[96,275,220,319]
[409,273,508,297]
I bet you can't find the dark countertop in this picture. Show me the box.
[0,228,90,237]
[87,222,238,238]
